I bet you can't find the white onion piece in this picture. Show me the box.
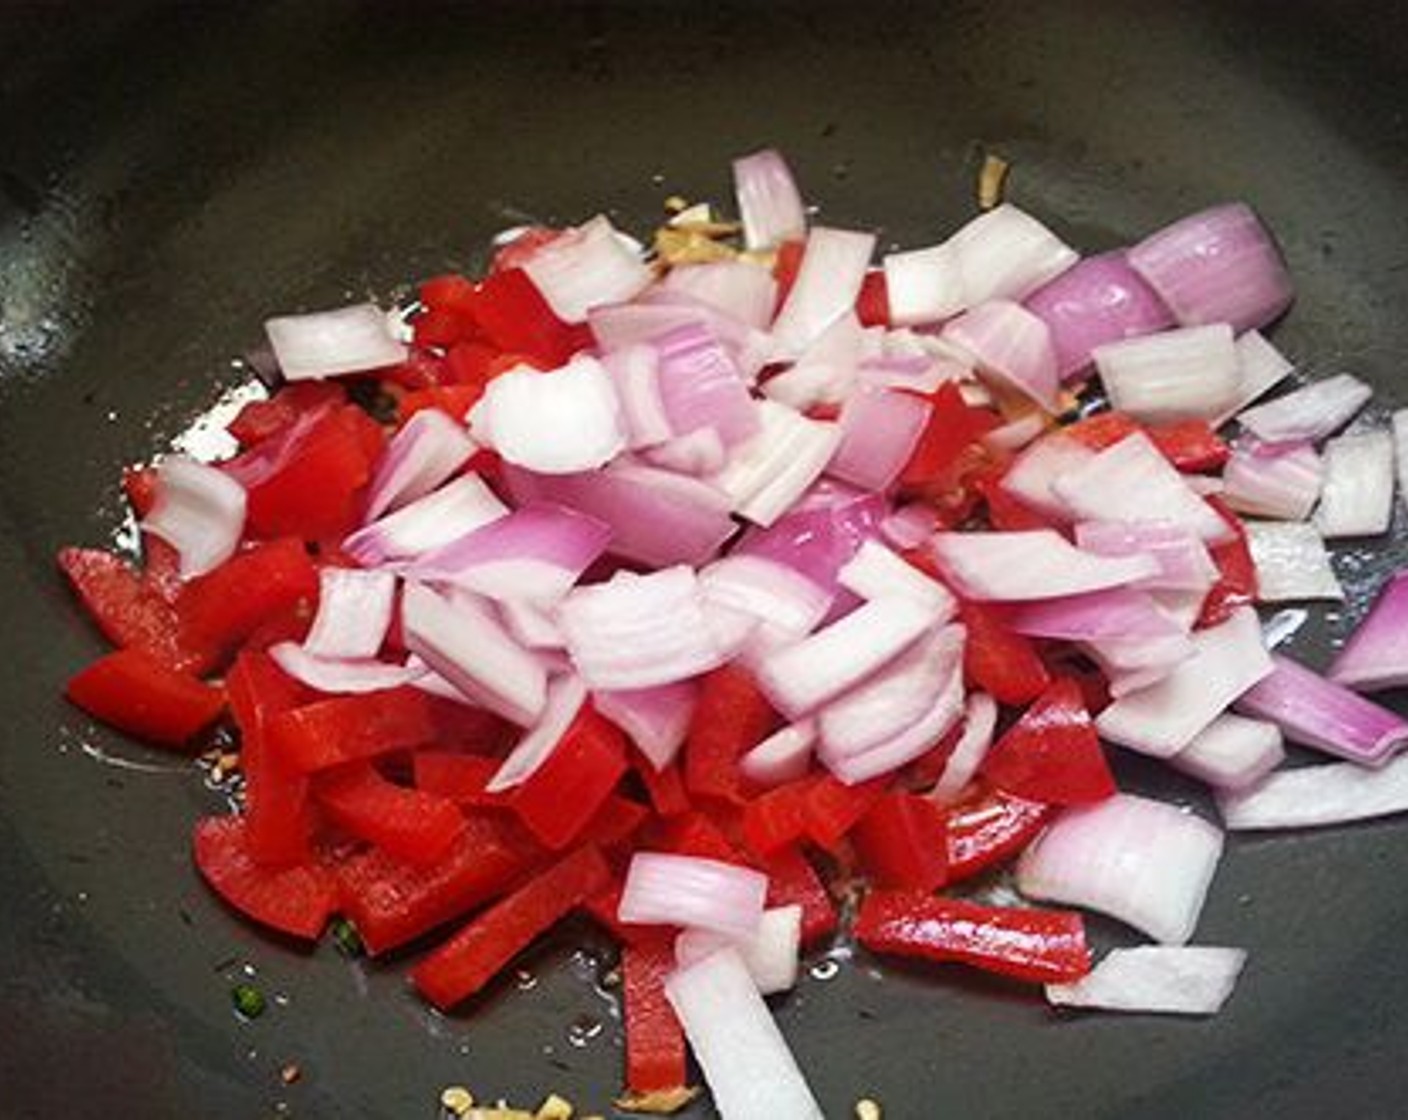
[676,906,803,996]
[698,555,833,641]
[1244,521,1343,602]
[880,503,940,551]
[264,302,408,381]
[267,643,426,695]
[1218,752,1408,830]
[1221,439,1323,521]
[558,566,734,690]
[403,654,476,704]
[1169,714,1285,792]
[927,691,998,806]
[469,356,624,474]
[641,428,729,476]
[771,227,877,358]
[486,674,588,792]
[942,300,1059,411]
[1086,629,1197,697]
[519,215,652,323]
[601,345,672,450]
[499,598,566,651]
[1017,794,1224,945]
[344,474,509,565]
[593,681,697,772]
[883,242,967,327]
[619,854,768,938]
[1394,410,1408,502]
[142,456,246,579]
[711,400,842,528]
[1073,520,1218,592]
[592,299,771,383]
[653,324,760,446]
[827,388,931,492]
[1096,608,1272,758]
[303,567,397,660]
[1093,324,1239,423]
[400,584,547,726]
[1328,571,1408,691]
[838,540,957,619]
[1236,373,1372,444]
[664,948,824,1120]
[662,260,778,329]
[982,411,1047,454]
[739,721,817,787]
[733,148,808,251]
[949,203,1079,307]
[1007,588,1182,643]
[1212,330,1295,426]
[930,529,1159,602]
[762,312,865,411]
[1046,947,1247,1016]
[1314,430,1395,538]
[1000,435,1096,522]
[363,409,475,522]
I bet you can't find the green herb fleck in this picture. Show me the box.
[231,981,267,1019]
[331,917,364,958]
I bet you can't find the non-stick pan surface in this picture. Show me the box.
[4,3,1408,1117]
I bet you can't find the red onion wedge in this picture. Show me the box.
[838,539,956,618]
[263,302,408,381]
[929,529,1159,602]
[618,853,767,938]
[1000,435,1097,523]
[664,947,824,1120]
[1314,430,1395,538]
[883,242,967,327]
[1046,947,1247,1016]
[600,292,775,382]
[880,503,940,552]
[519,214,652,323]
[142,456,246,579]
[344,474,508,565]
[732,148,808,252]
[711,400,842,528]
[363,408,475,522]
[1235,372,1372,445]
[827,388,931,493]
[942,300,1060,412]
[698,555,832,641]
[594,680,699,771]
[601,344,671,450]
[303,567,396,660]
[661,260,777,330]
[1218,752,1408,830]
[1213,330,1295,426]
[499,598,566,651]
[1073,521,1218,592]
[739,721,817,787]
[1234,654,1408,767]
[927,691,999,806]
[675,905,803,996]
[762,312,864,411]
[1017,794,1224,945]
[267,642,426,695]
[1095,608,1272,758]
[1328,571,1408,691]
[1169,714,1285,792]
[1092,324,1239,424]
[653,323,760,447]
[640,428,728,476]
[1243,521,1343,602]
[1127,202,1293,332]
[770,227,877,359]
[1221,439,1323,522]
[1004,588,1183,642]
[948,203,1079,307]
[486,674,588,793]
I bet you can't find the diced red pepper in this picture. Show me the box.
[855,269,890,328]
[856,890,1090,984]
[412,844,611,1010]
[650,811,746,863]
[490,227,564,275]
[1199,496,1258,628]
[471,268,581,369]
[741,777,817,860]
[980,679,1117,805]
[315,762,466,865]
[959,600,1052,706]
[335,813,542,955]
[443,339,502,388]
[413,752,512,809]
[760,848,838,947]
[413,306,477,349]
[140,537,184,604]
[396,384,484,424]
[575,794,650,852]
[377,347,453,391]
[901,719,965,790]
[1062,411,1230,473]
[423,696,519,753]
[1061,411,1141,453]
[176,538,318,665]
[66,648,225,748]
[772,239,806,310]
[193,816,337,941]
[582,880,667,946]
[805,775,886,852]
[623,933,688,1095]
[852,793,949,892]
[635,756,692,817]
[510,707,628,850]
[975,465,1054,531]
[901,382,1003,489]
[123,464,159,518]
[946,789,1054,883]
[684,666,777,805]
[227,382,346,448]
[420,272,479,315]
[270,687,438,772]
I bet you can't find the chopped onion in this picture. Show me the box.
[1046,947,1246,1016]
[927,691,998,805]
[344,474,508,565]
[267,642,426,695]
[838,539,957,618]
[469,356,624,474]
[1328,571,1408,691]
[941,300,1059,411]
[1017,793,1224,945]
[1095,608,1272,758]
[594,681,699,771]
[1236,373,1372,444]
[1243,520,1343,602]
[641,428,729,476]
[142,456,246,579]
[1221,438,1323,521]
[519,215,652,323]
[400,583,547,726]
[1314,430,1395,538]
[929,529,1159,602]
[652,324,760,446]
[827,388,932,492]
[1092,323,1240,424]
[949,203,1079,307]
[735,482,887,602]
[486,674,588,792]
[880,504,940,551]
[762,312,864,411]
[619,853,768,938]
[263,302,408,381]
[1169,714,1285,792]
[601,344,672,450]
[882,243,966,327]
[1235,654,1408,767]
[1212,330,1295,426]
[1218,752,1408,830]
[733,148,808,251]
[770,227,877,358]
[303,567,397,660]
[676,905,803,996]
[698,555,832,640]
[1395,409,1408,500]
[498,598,566,651]
[592,300,768,382]
[739,721,817,787]
[1087,633,1197,699]
[664,947,824,1120]
[1000,435,1097,522]
[1004,588,1182,642]
[982,410,1047,454]
[363,409,475,522]
[1073,520,1218,592]
[662,260,778,330]
[710,400,842,527]
[1127,202,1293,332]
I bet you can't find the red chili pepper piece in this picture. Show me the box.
[269,687,438,773]
[510,707,629,850]
[315,762,466,866]
[856,890,1090,984]
[855,269,890,328]
[946,789,1054,884]
[176,538,318,664]
[412,844,611,1010]
[852,792,950,892]
[980,678,1117,805]
[958,600,1052,706]
[760,848,838,947]
[193,816,337,941]
[635,755,693,817]
[684,665,777,805]
[623,932,688,1095]
[66,648,225,748]
[741,777,817,860]
[471,268,580,369]
[805,775,886,852]
[1199,496,1258,628]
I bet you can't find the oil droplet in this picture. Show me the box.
[566,1014,604,1049]
[514,968,538,991]
[809,959,840,982]
[273,992,291,1008]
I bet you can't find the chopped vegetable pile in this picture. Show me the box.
[59,147,1408,1118]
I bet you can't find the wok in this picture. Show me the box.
[3,2,1408,1116]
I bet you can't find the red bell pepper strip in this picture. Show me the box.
[470,268,582,369]
[740,777,817,860]
[510,707,629,850]
[623,932,688,1095]
[958,600,1052,706]
[574,794,650,853]
[760,848,838,947]
[226,650,315,866]
[582,881,667,946]
[66,648,225,748]
[1199,496,1258,628]
[396,384,484,425]
[412,752,512,810]
[980,678,1117,805]
[946,790,1054,884]
[649,811,745,863]
[856,890,1091,984]
[852,793,949,892]
[635,755,692,818]
[315,762,466,866]
[177,538,318,664]
[412,844,611,1010]
[270,686,438,773]
[900,381,1002,489]
[193,816,337,940]
[684,665,777,804]
[855,269,890,328]
[335,813,542,955]
[805,775,886,852]
[422,695,518,753]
